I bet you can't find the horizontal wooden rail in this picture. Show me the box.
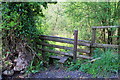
[92,26,120,29]
[92,43,118,48]
[38,42,72,50]
[40,35,73,40]
[40,35,91,43]
[40,37,118,48]
[77,49,90,53]
[39,48,93,59]
[38,42,90,54]
[40,37,73,43]
[40,37,90,47]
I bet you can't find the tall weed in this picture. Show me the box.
[67,49,119,77]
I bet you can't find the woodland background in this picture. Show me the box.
[1,2,120,78]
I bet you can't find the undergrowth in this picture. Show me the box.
[26,56,46,74]
[67,49,119,78]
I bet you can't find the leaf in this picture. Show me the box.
[8,21,17,27]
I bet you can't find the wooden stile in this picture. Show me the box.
[39,27,119,62]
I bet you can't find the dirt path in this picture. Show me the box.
[29,66,93,78]
[2,66,118,79]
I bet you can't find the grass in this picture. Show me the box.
[67,49,119,78]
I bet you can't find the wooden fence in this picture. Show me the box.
[39,26,119,61]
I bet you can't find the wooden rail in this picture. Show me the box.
[38,42,90,54]
[39,48,92,59]
[92,43,118,48]
[40,37,91,47]
[40,37,118,49]
[39,27,119,61]
[40,35,91,43]
[39,30,92,61]
[91,26,120,53]
[92,26,120,29]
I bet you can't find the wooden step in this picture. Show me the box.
[49,56,68,64]
[49,56,63,60]
[58,56,68,64]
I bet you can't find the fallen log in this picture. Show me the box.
[83,57,101,64]
[88,57,101,63]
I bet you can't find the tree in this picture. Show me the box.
[64,2,120,44]
[2,2,48,74]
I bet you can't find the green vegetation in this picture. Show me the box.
[1,2,120,78]
[2,2,48,74]
[67,49,119,77]
[43,2,120,43]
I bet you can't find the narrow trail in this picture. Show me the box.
[2,66,118,79]
[29,66,93,78]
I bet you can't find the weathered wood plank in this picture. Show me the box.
[92,43,118,48]
[49,56,68,64]
[40,35,73,40]
[40,37,90,47]
[41,38,45,61]
[92,26,120,29]
[118,28,120,55]
[73,30,78,62]
[40,37,74,44]
[39,48,93,59]
[38,42,90,53]
[49,55,63,60]
[58,57,68,63]
[90,28,96,54]
[78,42,90,46]
[38,42,73,50]
[91,28,96,45]
[39,38,118,49]
[77,49,90,53]
[40,35,91,43]
[40,35,118,49]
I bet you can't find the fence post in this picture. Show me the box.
[41,39,46,66]
[118,27,120,77]
[90,28,96,56]
[73,30,78,62]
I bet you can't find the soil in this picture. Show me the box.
[28,65,119,78]
[28,66,93,78]
[2,65,119,79]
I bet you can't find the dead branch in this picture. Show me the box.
[83,57,101,64]
[26,44,48,64]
